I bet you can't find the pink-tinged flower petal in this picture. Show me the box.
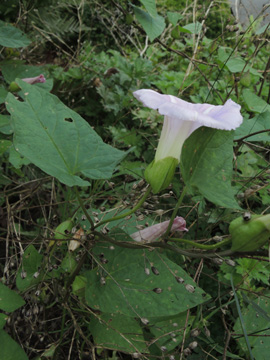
[22,74,46,85]
[130,216,187,243]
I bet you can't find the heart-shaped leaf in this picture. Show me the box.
[181,127,240,209]
[85,234,210,319]
[6,80,124,186]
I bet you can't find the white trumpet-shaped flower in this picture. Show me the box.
[133,89,243,162]
[133,89,243,193]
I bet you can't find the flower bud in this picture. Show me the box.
[9,74,46,92]
[230,214,270,252]
[130,216,187,243]
[144,157,178,194]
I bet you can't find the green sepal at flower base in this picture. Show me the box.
[230,214,270,252]
[8,81,21,92]
[144,156,178,194]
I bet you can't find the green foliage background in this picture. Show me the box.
[1,0,270,359]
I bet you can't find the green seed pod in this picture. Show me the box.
[230,214,270,252]
[54,219,74,240]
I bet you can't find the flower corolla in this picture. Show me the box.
[130,216,187,243]
[133,89,243,192]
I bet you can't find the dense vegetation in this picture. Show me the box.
[1,0,270,359]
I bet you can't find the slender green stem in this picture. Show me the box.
[164,185,188,237]
[74,187,94,229]
[94,186,152,229]
[168,237,232,250]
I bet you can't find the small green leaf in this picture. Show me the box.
[133,6,165,41]
[235,111,270,142]
[72,275,87,297]
[181,127,240,209]
[16,245,43,291]
[242,89,270,113]
[167,12,182,26]
[6,80,124,186]
[0,20,31,48]
[61,252,77,273]
[225,58,246,73]
[0,283,25,312]
[178,26,193,34]
[54,219,73,240]
[183,22,202,34]
[0,330,29,360]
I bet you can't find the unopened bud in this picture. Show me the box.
[183,348,192,356]
[225,259,236,267]
[204,327,211,337]
[212,258,223,265]
[185,284,195,293]
[188,341,198,350]
[190,328,200,337]
[141,317,149,325]
[153,287,163,294]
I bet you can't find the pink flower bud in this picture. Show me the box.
[131,216,187,243]
[22,74,46,84]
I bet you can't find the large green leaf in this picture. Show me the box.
[0,115,13,135]
[0,140,12,156]
[0,87,8,104]
[133,6,165,41]
[149,312,194,352]
[5,80,124,186]
[0,314,7,329]
[180,127,240,209]
[89,313,148,353]
[0,283,25,312]
[85,234,210,319]
[0,20,31,48]
[139,0,157,17]
[233,294,270,359]
[0,330,29,360]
